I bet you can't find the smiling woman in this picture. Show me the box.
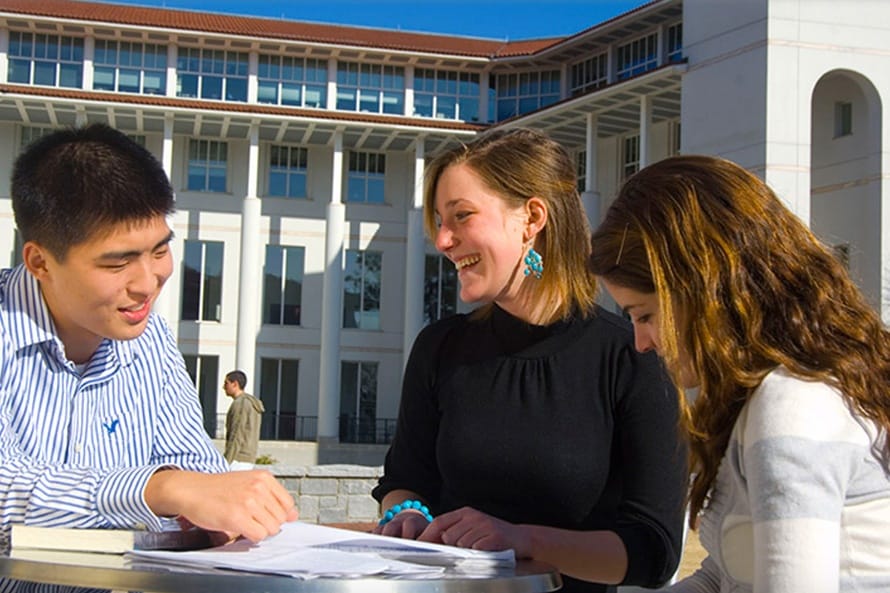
[371,128,688,593]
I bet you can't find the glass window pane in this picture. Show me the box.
[181,241,202,320]
[263,245,283,324]
[208,167,227,192]
[268,171,287,197]
[201,75,223,100]
[283,247,304,325]
[34,61,57,86]
[342,250,361,327]
[202,242,223,321]
[281,83,301,106]
[118,68,140,93]
[288,173,307,198]
[226,77,247,102]
[8,59,31,84]
[143,71,165,95]
[178,73,198,98]
[93,66,115,90]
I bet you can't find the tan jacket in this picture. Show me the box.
[223,393,264,463]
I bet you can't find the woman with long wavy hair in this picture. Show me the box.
[589,155,890,592]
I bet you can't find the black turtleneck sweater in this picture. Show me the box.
[373,304,687,593]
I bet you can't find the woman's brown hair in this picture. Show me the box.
[590,154,890,526]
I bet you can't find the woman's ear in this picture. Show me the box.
[525,197,548,241]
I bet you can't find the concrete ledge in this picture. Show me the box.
[268,464,383,524]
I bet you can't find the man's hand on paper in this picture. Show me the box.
[418,506,531,557]
[145,469,299,543]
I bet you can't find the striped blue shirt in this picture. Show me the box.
[0,265,227,551]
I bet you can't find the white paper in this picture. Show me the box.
[127,521,514,579]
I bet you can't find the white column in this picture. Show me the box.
[581,113,602,229]
[317,130,346,442]
[247,51,258,104]
[326,58,337,110]
[166,44,177,98]
[0,29,8,83]
[82,37,94,90]
[404,65,415,117]
[403,138,426,369]
[155,114,179,337]
[639,95,652,168]
[235,122,262,383]
[479,70,490,123]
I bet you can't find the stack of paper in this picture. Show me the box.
[127,522,515,579]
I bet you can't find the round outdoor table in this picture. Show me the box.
[0,549,562,593]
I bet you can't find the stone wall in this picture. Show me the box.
[269,464,383,524]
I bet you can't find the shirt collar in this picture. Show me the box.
[3,264,134,367]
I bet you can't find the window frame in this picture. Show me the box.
[342,249,382,330]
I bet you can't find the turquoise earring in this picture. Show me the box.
[524,246,543,279]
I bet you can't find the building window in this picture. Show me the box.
[666,23,683,63]
[343,250,381,330]
[93,40,167,95]
[424,255,458,325]
[257,55,327,108]
[336,62,405,114]
[616,33,658,80]
[182,354,219,439]
[187,139,228,192]
[8,32,83,88]
[493,70,560,121]
[622,134,640,180]
[268,145,308,198]
[19,126,54,153]
[339,361,381,444]
[259,358,304,440]
[576,150,587,193]
[570,53,608,96]
[413,69,481,122]
[263,245,304,326]
[181,240,223,322]
[176,48,248,102]
[835,102,853,137]
[346,151,385,203]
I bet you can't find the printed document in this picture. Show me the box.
[128,521,515,579]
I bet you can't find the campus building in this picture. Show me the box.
[1,0,887,463]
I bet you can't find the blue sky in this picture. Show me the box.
[105,0,648,40]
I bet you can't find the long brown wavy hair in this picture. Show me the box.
[423,127,597,324]
[589,155,890,527]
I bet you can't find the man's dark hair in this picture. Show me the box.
[11,123,174,260]
[226,370,247,390]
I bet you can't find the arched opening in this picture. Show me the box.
[810,70,882,310]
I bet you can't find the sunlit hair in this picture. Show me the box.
[423,127,597,323]
[12,123,174,260]
[590,154,890,527]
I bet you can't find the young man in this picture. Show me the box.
[222,370,264,470]
[0,124,297,552]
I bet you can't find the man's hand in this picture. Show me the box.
[145,469,299,542]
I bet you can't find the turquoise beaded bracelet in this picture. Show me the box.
[378,499,433,526]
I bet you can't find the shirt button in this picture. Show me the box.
[74,444,83,454]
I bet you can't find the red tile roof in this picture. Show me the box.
[0,0,567,58]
